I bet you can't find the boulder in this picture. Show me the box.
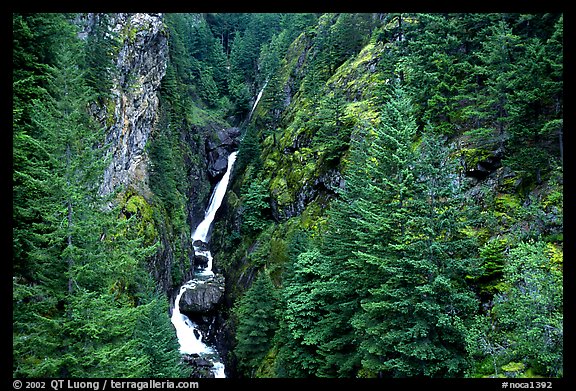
[206,127,240,180]
[179,275,226,314]
[182,354,217,378]
[193,240,209,251]
[194,253,210,268]
[207,147,230,179]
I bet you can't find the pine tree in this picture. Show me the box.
[236,124,263,174]
[134,290,188,377]
[504,15,563,184]
[277,248,329,377]
[13,15,176,378]
[473,19,520,142]
[13,14,79,377]
[234,272,279,377]
[404,14,480,136]
[83,13,117,101]
[335,85,480,377]
[313,90,349,164]
[275,113,380,378]
[209,38,229,96]
[241,177,271,235]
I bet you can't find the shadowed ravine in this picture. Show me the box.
[170,151,237,378]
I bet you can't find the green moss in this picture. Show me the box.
[356,367,379,378]
[327,42,386,102]
[501,361,525,375]
[546,242,563,273]
[119,22,138,45]
[461,147,493,171]
[254,346,279,378]
[227,189,241,210]
[492,193,522,229]
[522,367,546,378]
[299,201,323,231]
[120,190,158,245]
[499,174,521,193]
[104,97,116,129]
[269,176,292,206]
[472,356,499,377]
[269,235,288,259]
[542,184,563,211]
[495,193,521,212]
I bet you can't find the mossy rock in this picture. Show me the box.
[461,147,494,172]
[121,189,158,245]
[254,346,279,378]
[501,361,525,376]
[494,193,521,213]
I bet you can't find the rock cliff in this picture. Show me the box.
[93,13,169,198]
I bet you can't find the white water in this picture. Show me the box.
[192,152,238,245]
[171,282,214,355]
[170,151,238,378]
[248,81,267,120]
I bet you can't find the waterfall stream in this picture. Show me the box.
[248,81,268,121]
[170,151,237,378]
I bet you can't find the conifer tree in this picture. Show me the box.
[234,272,279,377]
[14,15,181,378]
[313,90,349,164]
[275,116,379,378]
[241,177,271,235]
[134,290,188,378]
[336,85,479,377]
[83,13,117,101]
[473,19,520,141]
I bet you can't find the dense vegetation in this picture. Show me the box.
[12,13,185,377]
[13,12,562,379]
[210,12,563,379]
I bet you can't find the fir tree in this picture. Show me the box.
[134,291,188,378]
[342,85,479,377]
[234,272,279,377]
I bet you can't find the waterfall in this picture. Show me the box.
[171,283,214,355]
[192,151,237,277]
[248,81,267,121]
[170,151,237,378]
[192,152,238,246]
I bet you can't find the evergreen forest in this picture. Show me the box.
[12,12,563,382]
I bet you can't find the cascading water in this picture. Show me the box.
[248,81,268,121]
[191,151,237,276]
[170,151,237,378]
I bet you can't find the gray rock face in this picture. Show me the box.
[271,168,345,220]
[206,128,240,180]
[96,13,169,197]
[179,275,226,314]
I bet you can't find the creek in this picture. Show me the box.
[170,151,237,378]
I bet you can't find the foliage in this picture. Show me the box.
[13,12,563,380]
[233,272,279,377]
[240,177,271,235]
[467,241,563,378]
[13,13,182,378]
[224,13,562,379]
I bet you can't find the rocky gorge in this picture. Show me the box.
[77,13,243,376]
[13,12,562,380]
